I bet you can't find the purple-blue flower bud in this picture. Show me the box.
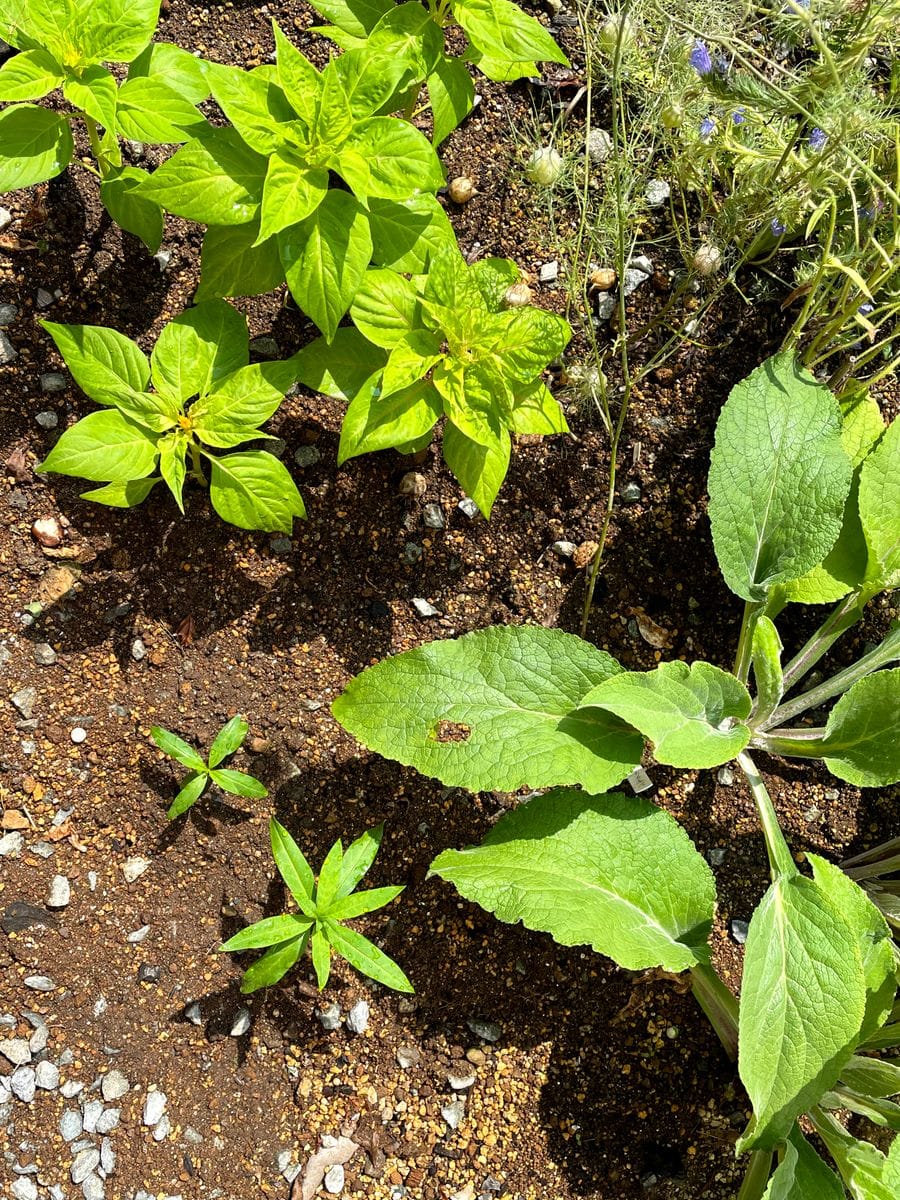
[689,41,713,76]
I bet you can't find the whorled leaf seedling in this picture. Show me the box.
[150,715,267,819]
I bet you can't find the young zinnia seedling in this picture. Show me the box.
[221,819,412,995]
[150,715,267,819]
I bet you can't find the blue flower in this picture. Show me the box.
[689,40,713,76]
[699,116,716,141]
[858,302,875,315]
[808,127,827,152]
[732,108,746,125]
[858,204,877,220]
[771,218,787,236]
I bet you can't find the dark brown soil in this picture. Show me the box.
[1,5,898,1200]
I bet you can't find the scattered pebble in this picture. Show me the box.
[71,727,87,744]
[153,249,172,273]
[717,766,735,786]
[32,517,63,546]
[11,1179,37,1200]
[441,1098,466,1130]
[448,1070,477,1091]
[552,540,576,558]
[30,842,54,859]
[230,1008,251,1037]
[40,372,67,392]
[127,925,150,944]
[183,1126,203,1144]
[93,995,108,1017]
[82,1174,105,1200]
[24,975,55,991]
[47,875,71,907]
[587,128,612,162]
[422,503,444,529]
[36,288,54,308]
[122,856,151,883]
[621,481,642,503]
[708,848,727,866]
[0,330,17,364]
[71,1147,100,1185]
[396,1046,421,1069]
[11,1065,36,1101]
[95,1108,120,1134]
[101,1069,129,1101]
[0,206,10,230]
[137,963,160,984]
[82,1099,103,1132]
[345,1001,369,1034]
[626,766,653,794]
[645,179,671,207]
[35,1060,59,1090]
[33,643,58,666]
[402,542,423,565]
[595,292,616,322]
[457,497,479,519]
[11,687,38,719]
[35,410,58,429]
[270,536,292,555]
[324,1164,345,1194]
[61,1109,83,1141]
[28,1023,48,1052]
[731,919,750,944]
[249,335,278,359]
[152,1111,171,1141]
[0,832,24,857]
[293,445,321,468]
[538,260,559,284]
[0,302,18,324]
[142,1089,167,1126]
[466,1018,501,1043]
[185,1002,202,1026]
[317,1003,341,1031]
[411,598,439,618]
[131,639,146,661]
[465,1047,486,1066]
[100,1136,116,1174]
[60,1080,84,1099]
[0,1038,31,1066]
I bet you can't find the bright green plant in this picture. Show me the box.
[136,21,447,334]
[37,300,306,533]
[150,715,267,820]
[220,819,412,995]
[333,352,900,1196]
[295,245,572,516]
[0,0,209,250]
[312,0,569,143]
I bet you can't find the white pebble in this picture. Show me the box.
[35,1059,59,1089]
[82,1098,103,1132]
[71,1146,100,1184]
[143,1088,167,1126]
[82,1175,105,1200]
[100,1136,116,1174]
[324,1164,345,1194]
[47,874,71,907]
[152,1111,171,1141]
[345,1000,369,1034]
[60,1109,83,1140]
[411,598,439,618]
[11,1065,36,1101]
[71,727,87,744]
[101,1069,129,1101]
[0,1038,31,1066]
[24,974,55,991]
[95,1107,120,1134]
[122,856,151,883]
[11,1179,37,1200]
[60,1080,84,1098]
[230,1007,251,1037]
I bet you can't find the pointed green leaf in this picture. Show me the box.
[127,41,211,105]
[272,21,322,125]
[350,269,419,349]
[345,116,444,197]
[257,151,328,244]
[208,715,249,767]
[238,932,307,993]
[818,670,900,786]
[336,825,383,899]
[752,616,784,725]
[381,330,442,398]
[326,885,404,919]
[39,410,159,483]
[813,1116,895,1200]
[167,772,208,819]
[490,306,571,381]
[311,924,332,988]
[100,166,164,252]
[41,321,149,404]
[74,0,162,62]
[63,65,117,130]
[151,300,249,403]
[333,46,412,117]
[0,104,72,190]
[737,874,868,1151]
[197,222,285,301]
[0,48,64,101]
[115,76,204,145]
[204,61,285,155]
[452,0,569,68]
[209,768,267,799]
[840,1056,900,1100]
[428,56,475,146]
[159,434,187,512]
[315,839,345,912]
[431,788,715,972]
[207,450,306,533]
[324,920,413,992]
[312,59,353,148]
[332,625,644,794]
[762,1126,846,1200]
[294,328,387,401]
[80,477,158,508]
[138,127,267,225]
[442,419,511,518]
[859,418,900,591]
[221,914,313,952]
[270,820,316,916]
[367,194,456,274]
[338,379,441,462]
[151,725,207,771]
[310,0,394,38]
[509,379,569,435]
[708,354,853,602]
[110,390,179,433]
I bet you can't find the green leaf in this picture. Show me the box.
[332,625,644,794]
[452,0,568,68]
[310,0,394,38]
[311,59,354,149]
[816,670,900,786]
[762,1126,846,1200]
[752,616,784,725]
[344,117,445,198]
[311,925,332,988]
[737,873,867,1151]
[469,257,520,309]
[207,450,306,533]
[336,825,383,899]
[270,819,316,915]
[490,306,572,381]
[314,839,345,913]
[62,65,117,129]
[192,360,298,447]
[100,166,164,252]
[41,321,150,404]
[151,725,207,771]
[257,151,328,244]
[0,48,64,101]
[350,269,419,349]
[579,660,752,769]
[209,768,268,798]
[107,390,179,433]
[208,715,249,767]
[431,788,715,972]
[333,46,412,117]
[294,327,387,400]
[428,56,475,146]
[238,932,307,993]
[826,1089,900,1132]
[509,379,569,435]
[367,3,443,74]
[327,885,404,919]
[708,354,853,602]
[204,61,285,155]
[127,41,210,105]
[221,914,313,952]
[167,772,208,819]
[280,190,373,342]
[159,434,187,511]
[442,419,511,518]
[0,104,73,190]
[272,21,322,125]
[115,76,204,144]
[39,410,159,482]
[840,1057,900,1099]
[197,223,285,301]
[151,300,248,403]
[367,194,456,273]
[80,477,158,507]
[138,128,267,225]
[813,1116,895,1200]
[339,380,441,462]
[436,360,510,445]
[324,920,413,992]
[382,330,442,397]
[75,0,162,62]
[859,418,900,591]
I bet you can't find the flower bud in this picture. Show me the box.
[660,104,683,130]
[447,176,477,204]
[525,146,564,186]
[589,267,617,291]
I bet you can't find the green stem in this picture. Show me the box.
[689,961,739,1062]
[84,114,110,176]
[842,833,900,870]
[737,751,796,880]
[188,442,206,485]
[780,590,869,691]
[733,600,764,685]
[735,1150,774,1200]
[844,853,900,882]
[751,730,826,760]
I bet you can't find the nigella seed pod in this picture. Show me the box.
[659,104,683,130]
[447,176,477,204]
[525,146,564,187]
[693,244,722,276]
[597,14,635,53]
[503,281,534,307]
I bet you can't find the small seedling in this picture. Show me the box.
[220,819,412,995]
[150,715,267,819]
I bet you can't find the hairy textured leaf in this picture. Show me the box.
[752,616,784,725]
[39,410,159,482]
[737,874,867,1151]
[708,354,852,601]
[138,128,267,225]
[0,105,73,190]
[207,450,306,532]
[332,625,644,794]
[580,660,752,769]
[432,789,714,971]
[41,321,149,404]
[762,1126,845,1200]
[859,418,900,590]
[818,670,900,786]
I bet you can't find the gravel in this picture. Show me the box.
[0,302,18,324]
[100,1136,116,1174]
[457,497,479,519]
[11,1065,36,1101]
[396,1046,421,1069]
[466,1018,502,1043]
[152,1111,171,1141]
[11,687,38,718]
[441,1098,466,1130]
[0,1038,32,1066]
[731,919,750,944]
[447,1070,477,1091]
[324,1164,345,1194]
[23,975,55,991]
[82,1175,105,1200]
[35,410,58,429]
[82,1099,103,1132]
[101,1069,129,1101]
[33,642,58,665]
[71,1147,101,1184]
[0,330,17,365]
[317,1002,341,1031]
[645,179,671,207]
[60,1109,83,1141]
[230,1007,251,1037]
[0,832,24,857]
[95,1107,120,1134]
[143,1089,167,1126]
[40,372,68,392]
[35,1060,59,1089]
[131,639,146,661]
[345,1000,369,1034]
[293,445,321,467]
[11,1179,37,1200]
[47,874,71,907]
[411,598,439,617]
[122,856,151,883]
[422,503,445,529]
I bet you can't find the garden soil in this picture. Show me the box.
[1,4,898,1199]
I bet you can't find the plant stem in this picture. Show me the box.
[751,729,826,761]
[735,1150,774,1200]
[188,442,206,485]
[84,115,110,176]
[780,590,869,691]
[689,961,739,1061]
[842,833,900,870]
[737,751,796,880]
[843,853,900,882]
[733,600,764,685]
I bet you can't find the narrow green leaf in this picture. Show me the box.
[208,715,249,767]
[0,48,64,101]
[431,789,715,972]
[818,670,900,786]
[336,825,383,899]
[151,300,249,403]
[238,932,307,993]
[138,128,267,225]
[752,616,784,725]
[221,914,313,952]
[159,435,187,512]
[708,354,853,602]
[315,839,345,912]
[272,21,322,125]
[0,104,72,190]
[761,1125,845,1200]
[428,56,475,146]
[737,874,868,1151]
[81,477,158,507]
[840,1056,900,1100]
[41,321,149,404]
[167,772,208,819]
[325,920,413,992]
[151,725,207,771]
[39,410,159,483]
[813,1113,895,1200]
[311,925,332,989]
[197,223,285,301]
[859,418,900,590]
[332,625,644,794]
[207,450,306,533]
[257,151,328,244]
[311,59,354,148]
[116,77,204,144]
[270,819,316,915]
[326,885,404,920]
[209,768,268,799]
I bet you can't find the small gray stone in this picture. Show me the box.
[269,536,292,555]
[127,925,150,944]
[645,179,671,207]
[458,497,479,519]
[538,260,559,284]
[249,336,279,359]
[620,481,642,503]
[71,1147,101,1185]
[717,766,735,786]
[153,249,172,273]
[35,1059,59,1089]
[33,642,58,666]
[29,841,54,859]
[396,1045,421,1069]
[122,856,151,883]
[448,1070,477,1090]
[708,848,727,866]
[82,1175,105,1200]
[411,598,439,618]
[345,1000,370,1034]
[11,1065,36,1101]
[35,411,60,433]
[60,1080,84,1098]
[95,1107,120,1134]
[60,1109,83,1140]
[0,330,17,364]
[587,128,612,163]
[48,874,71,908]
[230,1007,251,1037]
[24,973,56,990]
[441,1098,466,1129]
[0,1038,31,1065]
[11,687,38,719]
[0,206,11,230]
[152,1111,171,1141]
[36,288,54,308]
[731,919,750,944]
[131,638,146,661]
[101,1069,129,1101]
[0,303,18,325]
[402,542,423,565]
[317,1002,341,1031]
[28,1022,48,1052]
[0,831,24,857]
[82,1098,104,1132]
[552,540,576,558]
[466,1018,501,1043]
[100,1136,116,1174]
[143,1088,167,1126]
[324,1164,345,1194]
[93,995,108,1017]
[293,445,321,468]
[422,503,445,529]
[11,1178,37,1200]
[185,1002,202,1026]
[41,372,68,393]
[183,1126,203,1144]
